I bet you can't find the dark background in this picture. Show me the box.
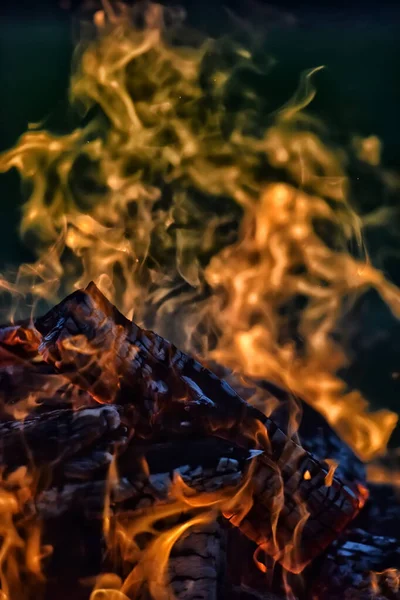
[0,0,399,444]
[1,0,399,263]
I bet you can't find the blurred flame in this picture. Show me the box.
[103,469,255,600]
[324,459,338,487]
[89,574,129,600]
[206,182,399,461]
[371,568,400,596]
[0,2,397,459]
[0,1,399,597]
[0,467,49,600]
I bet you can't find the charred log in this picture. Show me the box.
[0,405,123,470]
[30,282,365,572]
[0,320,39,358]
[0,282,382,600]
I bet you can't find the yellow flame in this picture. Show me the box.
[90,574,129,600]
[367,464,400,487]
[206,182,399,460]
[0,467,48,600]
[102,470,255,600]
[371,568,400,596]
[0,3,397,459]
[0,2,399,597]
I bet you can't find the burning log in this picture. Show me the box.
[0,282,379,600]
[4,281,362,574]
[311,528,400,599]
[34,434,257,518]
[0,405,122,470]
[0,398,257,599]
[167,521,225,600]
[44,520,228,600]
[0,320,40,357]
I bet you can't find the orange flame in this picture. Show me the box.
[101,468,255,600]
[0,1,398,598]
[0,467,50,600]
[0,3,398,461]
[371,568,400,596]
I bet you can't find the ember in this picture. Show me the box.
[0,1,399,599]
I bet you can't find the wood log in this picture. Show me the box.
[307,477,400,600]
[221,478,400,600]
[41,522,229,600]
[0,410,261,600]
[34,435,257,517]
[167,520,224,600]
[311,528,400,599]
[0,404,123,470]
[0,403,373,600]
[0,319,96,418]
[31,282,365,572]
[0,320,397,599]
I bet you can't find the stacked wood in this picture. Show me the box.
[0,281,393,600]
[32,282,365,572]
[0,402,257,599]
[311,528,400,599]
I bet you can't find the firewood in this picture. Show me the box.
[0,404,265,600]
[30,282,365,572]
[311,528,400,599]
[32,435,257,518]
[31,430,259,600]
[311,481,400,599]
[167,521,224,600]
[0,405,123,470]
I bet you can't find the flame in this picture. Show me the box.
[367,465,400,487]
[0,467,49,600]
[101,468,255,600]
[205,182,399,461]
[371,568,400,596]
[324,458,338,487]
[0,1,399,597]
[0,2,397,461]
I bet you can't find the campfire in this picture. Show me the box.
[0,2,399,599]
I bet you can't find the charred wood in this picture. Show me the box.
[0,282,383,600]
[356,482,400,540]
[168,521,224,600]
[0,405,123,470]
[31,282,365,572]
[34,436,256,517]
[312,527,400,599]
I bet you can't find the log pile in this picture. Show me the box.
[0,282,398,599]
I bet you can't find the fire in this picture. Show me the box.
[323,458,338,487]
[0,467,49,600]
[206,182,399,461]
[371,568,400,596]
[0,2,398,460]
[0,1,398,598]
[99,468,255,600]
